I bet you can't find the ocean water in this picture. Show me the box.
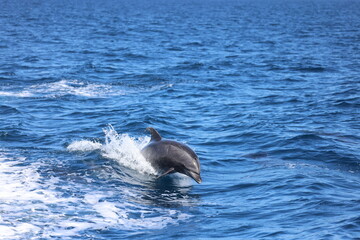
[1,0,360,239]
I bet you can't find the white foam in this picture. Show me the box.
[0,90,33,97]
[15,223,41,235]
[0,153,57,239]
[0,79,124,98]
[0,225,16,238]
[0,150,191,239]
[0,80,176,99]
[93,201,122,222]
[30,79,117,97]
[84,192,107,205]
[67,140,102,152]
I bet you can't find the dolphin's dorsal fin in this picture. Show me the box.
[146,127,162,141]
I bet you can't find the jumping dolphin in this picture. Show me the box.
[141,127,202,184]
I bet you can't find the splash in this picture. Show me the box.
[67,125,156,175]
[101,126,156,175]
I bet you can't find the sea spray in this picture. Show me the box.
[101,125,156,175]
[67,125,156,175]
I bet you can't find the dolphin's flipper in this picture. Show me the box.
[146,127,162,142]
[157,167,175,178]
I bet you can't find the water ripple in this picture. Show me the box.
[1,0,360,239]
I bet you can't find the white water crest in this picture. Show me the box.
[67,125,156,175]
[0,90,33,97]
[67,140,102,152]
[0,79,125,98]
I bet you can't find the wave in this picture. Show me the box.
[0,79,125,98]
[0,90,33,98]
[0,105,21,114]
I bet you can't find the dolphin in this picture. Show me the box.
[141,127,202,184]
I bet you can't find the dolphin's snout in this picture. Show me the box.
[185,170,202,184]
[195,175,202,184]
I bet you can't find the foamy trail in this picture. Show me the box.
[0,79,125,98]
[0,150,191,239]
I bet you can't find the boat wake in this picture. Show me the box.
[0,148,191,239]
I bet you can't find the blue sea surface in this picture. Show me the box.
[1,0,360,239]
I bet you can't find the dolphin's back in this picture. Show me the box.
[141,140,199,172]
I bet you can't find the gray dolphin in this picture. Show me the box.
[141,127,202,184]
